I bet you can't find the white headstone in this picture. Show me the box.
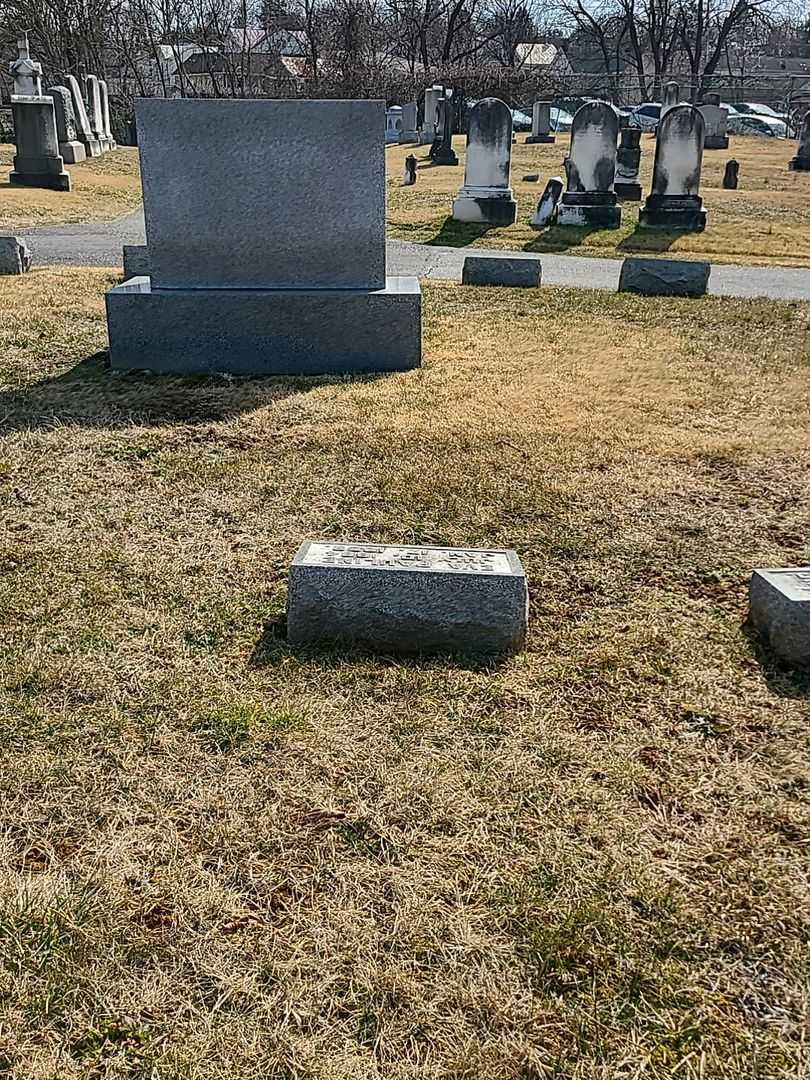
[9,32,42,98]
[452,97,516,225]
[661,82,679,118]
[385,106,403,144]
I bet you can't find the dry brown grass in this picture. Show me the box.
[0,268,809,1078]
[0,144,141,231]
[386,133,810,266]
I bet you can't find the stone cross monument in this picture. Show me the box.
[9,32,42,97]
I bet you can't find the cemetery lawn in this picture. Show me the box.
[0,144,141,231]
[2,267,810,1079]
[387,134,810,267]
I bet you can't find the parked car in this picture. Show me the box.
[550,106,574,132]
[511,109,532,131]
[628,102,661,131]
[732,102,789,123]
[736,114,788,138]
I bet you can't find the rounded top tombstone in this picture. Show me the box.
[651,104,705,197]
[462,97,513,190]
[566,102,620,192]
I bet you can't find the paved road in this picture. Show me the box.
[20,207,810,301]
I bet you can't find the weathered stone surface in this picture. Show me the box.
[137,98,386,290]
[85,75,108,150]
[749,567,810,666]
[452,98,516,225]
[530,177,563,227]
[615,126,641,200]
[9,32,42,97]
[399,101,419,143]
[47,85,86,164]
[462,255,541,287]
[526,101,554,144]
[661,81,679,117]
[0,236,32,274]
[122,244,150,278]
[287,541,528,655]
[65,75,100,158]
[722,159,739,189]
[558,102,621,228]
[700,101,728,149]
[99,79,116,147]
[9,98,70,191]
[431,93,458,165]
[639,105,706,231]
[385,105,403,143]
[618,256,709,296]
[789,111,810,171]
[106,276,421,375]
[422,85,442,142]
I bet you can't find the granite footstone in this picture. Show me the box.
[462,255,541,287]
[618,256,709,296]
[287,541,528,656]
[749,567,810,666]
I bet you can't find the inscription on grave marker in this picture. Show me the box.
[300,542,514,575]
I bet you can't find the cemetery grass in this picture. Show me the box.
[386,134,810,267]
[0,144,141,230]
[1,267,810,1079]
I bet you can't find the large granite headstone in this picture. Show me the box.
[789,111,810,171]
[85,75,109,151]
[10,96,70,192]
[530,176,563,227]
[526,101,554,144]
[661,81,679,119]
[615,125,641,200]
[749,568,810,666]
[639,104,706,231]
[452,98,516,225]
[700,94,729,150]
[399,101,419,144]
[557,102,621,228]
[66,74,100,157]
[287,541,529,656]
[47,86,86,164]
[105,98,421,375]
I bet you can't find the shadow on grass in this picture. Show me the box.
[249,617,514,673]
[0,350,386,433]
[523,224,612,254]
[617,226,679,255]
[742,622,810,699]
[425,216,497,248]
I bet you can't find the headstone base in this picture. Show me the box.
[639,194,706,232]
[106,276,422,375]
[59,139,86,164]
[10,156,70,191]
[526,134,555,144]
[452,189,517,226]
[433,145,459,165]
[558,192,621,228]
[704,135,729,149]
[287,541,528,656]
[82,137,102,158]
[615,181,642,200]
[749,567,810,666]
[788,154,810,171]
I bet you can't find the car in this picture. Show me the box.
[628,102,661,131]
[736,114,788,138]
[550,106,573,132]
[511,109,532,131]
[732,101,788,122]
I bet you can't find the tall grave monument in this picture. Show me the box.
[452,98,516,225]
[639,105,706,231]
[431,90,458,165]
[399,101,419,144]
[47,85,86,163]
[557,102,621,228]
[8,33,70,191]
[700,93,729,149]
[105,99,421,375]
[86,75,110,152]
[66,74,100,157]
[526,101,554,144]
[422,85,442,145]
[615,125,641,199]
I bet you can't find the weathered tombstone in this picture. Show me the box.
[749,568,810,666]
[47,86,86,164]
[526,101,555,144]
[286,541,529,656]
[661,81,679,119]
[399,101,419,144]
[700,93,729,149]
[66,74,100,157]
[639,105,706,231]
[0,236,32,275]
[530,176,563,227]
[788,111,810,171]
[462,255,541,287]
[452,98,516,225]
[85,75,109,152]
[615,125,642,200]
[722,158,739,189]
[557,102,621,228]
[9,96,70,192]
[105,99,421,375]
[422,85,442,145]
[403,154,417,185]
[618,257,710,296]
[99,79,116,149]
[431,91,458,166]
[8,32,42,97]
[385,105,403,144]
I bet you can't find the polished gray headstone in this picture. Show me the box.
[122,244,150,278]
[287,541,528,655]
[137,97,386,290]
[618,257,709,296]
[749,568,810,666]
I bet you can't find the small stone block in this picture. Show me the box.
[122,244,150,278]
[0,236,32,274]
[618,257,709,297]
[462,256,541,287]
[749,568,810,666]
[287,541,528,655]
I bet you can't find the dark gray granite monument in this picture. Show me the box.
[452,98,516,225]
[431,91,458,165]
[106,98,421,375]
[462,255,541,287]
[615,125,642,200]
[0,236,32,275]
[530,176,563,227]
[558,102,621,228]
[47,85,86,164]
[639,105,706,231]
[722,159,739,189]
[789,111,810,171]
[10,98,70,192]
[66,75,100,157]
[526,101,555,144]
[749,568,810,666]
[618,256,709,296]
[700,93,729,150]
[287,541,528,655]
